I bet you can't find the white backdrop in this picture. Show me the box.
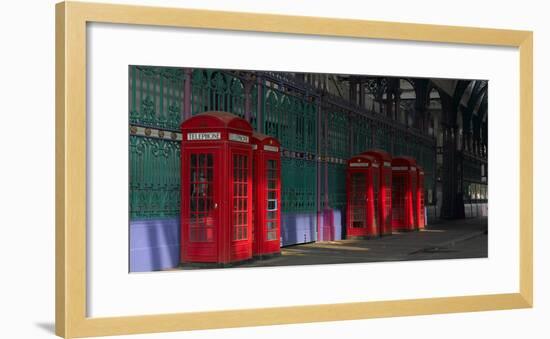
[0,0,547,338]
[88,22,518,317]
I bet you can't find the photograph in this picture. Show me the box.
[128,66,489,272]
[45,1,535,337]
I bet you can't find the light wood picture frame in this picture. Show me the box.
[55,1,533,337]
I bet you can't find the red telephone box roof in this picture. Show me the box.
[361,149,392,162]
[347,154,378,169]
[251,132,281,147]
[180,111,253,133]
[391,156,417,167]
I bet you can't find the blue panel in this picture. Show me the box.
[331,209,343,240]
[129,217,180,272]
[130,211,352,269]
[316,208,344,242]
[280,212,318,246]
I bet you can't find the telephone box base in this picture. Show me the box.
[253,252,282,260]
[393,228,418,233]
[347,235,382,240]
[180,258,255,269]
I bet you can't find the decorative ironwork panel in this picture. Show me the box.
[326,110,350,159]
[409,140,422,162]
[320,109,349,210]
[394,132,407,156]
[373,123,391,152]
[264,88,317,153]
[325,163,347,210]
[127,66,442,220]
[280,158,317,213]
[264,89,281,141]
[129,135,181,219]
[303,100,317,154]
[351,114,371,154]
[190,69,247,121]
[262,86,318,213]
[129,66,184,130]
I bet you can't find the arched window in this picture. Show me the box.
[399,79,416,127]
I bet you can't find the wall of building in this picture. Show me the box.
[128,66,443,271]
[130,218,180,272]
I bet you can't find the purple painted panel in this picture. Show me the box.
[129,210,349,270]
[280,212,317,246]
[129,217,180,272]
[279,209,343,247]
[320,208,344,242]
[332,209,343,240]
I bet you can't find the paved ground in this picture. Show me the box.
[177,217,487,270]
[242,217,487,267]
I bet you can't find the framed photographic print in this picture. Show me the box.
[56,1,533,338]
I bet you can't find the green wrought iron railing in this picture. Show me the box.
[280,158,317,213]
[320,109,350,210]
[190,69,255,125]
[129,66,184,131]
[129,67,260,219]
[263,86,317,213]
[326,163,347,210]
[351,114,372,155]
[129,135,181,219]
[128,66,439,219]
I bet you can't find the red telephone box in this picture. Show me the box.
[180,111,253,264]
[391,156,418,232]
[346,155,381,238]
[361,149,393,236]
[416,166,425,229]
[251,132,281,257]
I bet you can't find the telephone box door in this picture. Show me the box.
[182,150,220,262]
[411,170,418,228]
[417,169,425,229]
[392,173,406,228]
[251,132,282,257]
[383,173,392,234]
[230,149,253,261]
[349,172,367,232]
[264,158,281,247]
[372,169,380,234]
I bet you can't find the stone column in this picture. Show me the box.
[183,68,193,120]
[244,75,253,122]
[256,75,263,133]
[316,97,323,241]
[359,82,365,108]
